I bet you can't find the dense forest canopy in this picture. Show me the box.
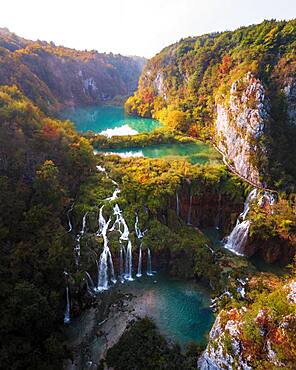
[0,27,146,113]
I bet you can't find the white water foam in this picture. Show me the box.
[100,124,138,138]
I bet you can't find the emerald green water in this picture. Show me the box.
[120,274,214,346]
[99,142,221,165]
[60,105,161,135]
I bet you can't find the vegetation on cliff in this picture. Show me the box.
[126,19,296,189]
[202,271,296,369]
[0,27,146,114]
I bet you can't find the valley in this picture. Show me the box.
[0,19,295,370]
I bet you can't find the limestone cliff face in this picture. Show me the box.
[198,279,296,370]
[198,309,252,370]
[215,73,269,186]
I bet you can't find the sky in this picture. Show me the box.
[0,0,295,58]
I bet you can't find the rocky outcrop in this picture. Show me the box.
[215,73,269,186]
[198,279,296,370]
[198,309,252,370]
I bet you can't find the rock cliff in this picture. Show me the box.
[126,19,296,187]
[215,73,268,186]
[198,278,296,369]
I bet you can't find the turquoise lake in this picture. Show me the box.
[98,142,221,165]
[119,273,214,346]
[61,105,161,136]
[62,105,221,164]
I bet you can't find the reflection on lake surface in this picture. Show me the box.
[60,105,161,135]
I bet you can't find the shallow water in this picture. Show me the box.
[60,105,161,135]
[99,142,221,165]
[118,273,214,347]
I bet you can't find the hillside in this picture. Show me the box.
[0,27,146,113]
[126,19,296,190]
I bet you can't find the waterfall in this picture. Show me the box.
[108,249,116,283]
[239,189,257,220]
[147,248,153,276]
[119,244,125,283]
[67,203,74,232]
[96,165,106,173]
[105,187,121,202]
[224,189,257,256]
[125,239,133,280]
[97,209,116,291]
[135,214,146,238]
[187,192,193,225]
[135,213,146,278]
[75,212,88,267]
[97,206,106,236]
[110,204,129,241]
[110,204,134,281]
[64,286,70,324]
[224,220,250,256]
[136,244,142,277]
[85,271,95,294]
[176,192,180,217]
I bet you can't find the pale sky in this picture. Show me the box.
[0,0,295,58]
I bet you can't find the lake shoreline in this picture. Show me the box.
[63,275,214,370]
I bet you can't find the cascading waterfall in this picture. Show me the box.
[97,208,116,291]
[240,189,257,220]
[108,250,116,283]
[110,204,130,241]
[67,203,74,232]
[85,271,95,294]
[135,214,146,239]
[224,220,251,256]
[147,248,153,276]
[176,191,180,217]
[125,239,133,280]
[105,187,121,202]
[69,164,154,299]
[64,271,70,324]
[224,189,257,256]
[75,212,88,267]
[136,243,142,277]
[110,204,134,280]
[64,286,71,324]
[119,243,125,283]
[135,213,146,278]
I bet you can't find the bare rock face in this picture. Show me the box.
[198,308,252,370]
[215,72,269,186]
